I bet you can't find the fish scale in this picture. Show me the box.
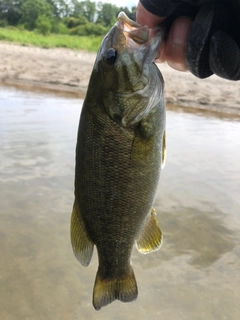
[70,12,166,310]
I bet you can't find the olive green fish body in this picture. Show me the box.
[71,12,166,310]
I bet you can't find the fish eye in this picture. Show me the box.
[104,48,118,65]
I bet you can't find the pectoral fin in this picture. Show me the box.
[136,208,163,254]
[162,130,167,169]
[70,198,94,266]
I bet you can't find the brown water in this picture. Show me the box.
[0,86,240,320]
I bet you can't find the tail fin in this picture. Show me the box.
[93,266,138,310]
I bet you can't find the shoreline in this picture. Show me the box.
[0,42,239,117]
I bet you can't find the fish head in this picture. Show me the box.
[94,12,165,127]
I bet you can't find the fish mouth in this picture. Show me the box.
[117,11,164,59]
[117,11,164,46]
[117,11,149,44]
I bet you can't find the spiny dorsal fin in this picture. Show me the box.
[162,130,167,169]
[93,266,138,310]
[70,198,94,267]
[136,208,163,254]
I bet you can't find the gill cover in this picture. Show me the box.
[93,12,165,128]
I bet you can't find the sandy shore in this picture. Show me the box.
[0,42,239,115]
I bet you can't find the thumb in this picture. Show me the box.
[136,2,165,28]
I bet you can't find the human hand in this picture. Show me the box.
[136,0,240,80]
[136,2,193,72]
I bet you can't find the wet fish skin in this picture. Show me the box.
[71,12,166,310]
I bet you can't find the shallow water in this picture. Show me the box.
[0,86,239,320]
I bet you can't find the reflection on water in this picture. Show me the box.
[0,86,239,320]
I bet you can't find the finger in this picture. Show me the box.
[136,2,165,28]
[164,16,193,71]
[186,3,228,78]
[155,40,166,63]
[210,30,240,80]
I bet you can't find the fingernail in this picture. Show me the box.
[172,20,190,46]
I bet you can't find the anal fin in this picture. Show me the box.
[70,198,94,266]
[136,208,163,254]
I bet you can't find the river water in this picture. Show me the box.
[0,86,240,320]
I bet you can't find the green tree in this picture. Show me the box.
[119,6,136,21]
[69,22,107,36]
[72,0,96,22]
[46,0,71,18]
[63,16,88,28]
[20,0,52,30]
[0,0,25,25]
[36,14,52,35]
[96,2,118,27]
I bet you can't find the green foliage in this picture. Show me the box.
[6,25,18,30]
[63,16,88,29]
[96,3,119,27]
[0,26,102,51]
[20,0,52,30]
[6,6,22,25]
[0,19,8,27]
[46,0,70,18]
[69,22,107,36]
[0,0,24,25]
[51,21,69,34]
[17,24,25,30]
[36,15,52,35]
[72,0,96,22]
[120,6,136,21]
[0,1,137,37]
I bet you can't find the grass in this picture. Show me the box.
[0,27,103,51]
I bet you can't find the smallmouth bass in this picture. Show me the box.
[71,12,166,310]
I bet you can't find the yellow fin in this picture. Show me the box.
[162,130,167,169]
[70,198,94,267]
[136,208,163,254]
[93,266,138,311]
